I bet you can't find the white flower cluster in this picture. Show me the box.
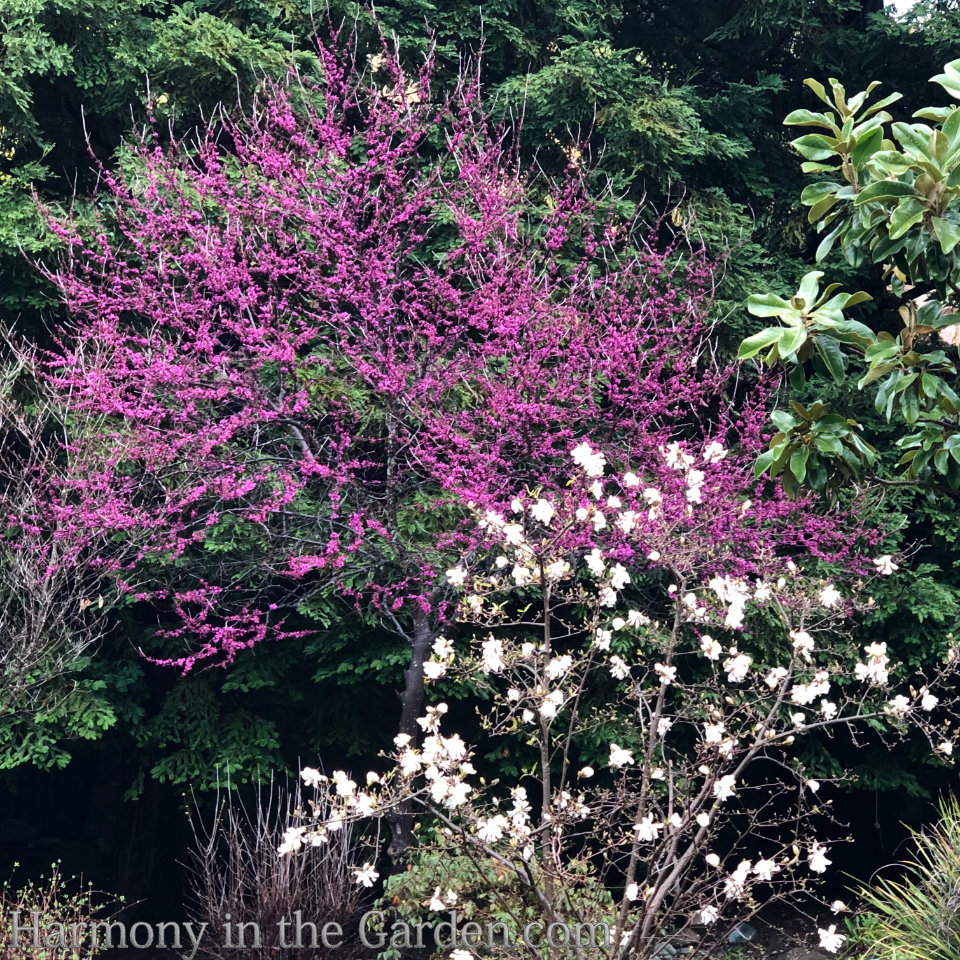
[854,641,890,686]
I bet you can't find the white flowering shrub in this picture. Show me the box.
[283,444,960,958]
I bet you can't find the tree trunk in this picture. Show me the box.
[386,609,437,861]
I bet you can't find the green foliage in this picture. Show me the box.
[856,794,960,960]
[376,832,614,960]
[1,860,121,960]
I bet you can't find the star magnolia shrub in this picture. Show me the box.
[283,446,960,959]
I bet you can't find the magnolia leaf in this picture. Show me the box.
[803,78,832,106]
[779,325,808,359]
[784,109,836,130]
[932,60,960,100]
[854,180,919,205]
[851,125,883,168]
[815,336,847,383]
[862,91,903,118]
[801,181,841,205]
[815,223,843,262]
[797,271,823,307]
[888,197,927,240]
[931,217,960,254]
[746,293,794,318]
[791,134,840,162]
[738,327,785,360]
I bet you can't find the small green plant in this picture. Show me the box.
[855,794,960,960]
[0,861,122,960]
[843,909,885,954]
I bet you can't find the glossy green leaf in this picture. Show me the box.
[854,180,919,205]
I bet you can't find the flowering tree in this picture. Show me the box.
[284,443,960,957]
[11,48,725,742]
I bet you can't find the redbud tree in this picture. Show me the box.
[11,34,903,866]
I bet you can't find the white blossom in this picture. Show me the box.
[545,655,572,680]
[433,636,454,659]
[724,860,752,899]
[544,559,571,581]
[765,666,788,689]
[854,641,890,686]
[662,442,694,471]
[354,864,379,887]
[808,842,831,873]
[885,695,911,717]
[703,440,728,463]
[714,775,737,802]
[633,814,663,842]
[503,523,524,546]
[699,634,722,660]
[585,548,605,577]
[598,586,618,607]
[609,744,634,769]
[700,905,719,925]
[278,826,306,855]
[300,767,323,788]
[873,554,899,575]
[819,584,842,608]
[530,499,554,525]
[724,651,752,683]
[703,722,725,744]
[753,859,780,882]
[627,610,650,628]
[539,689,565,719]
[593,629,613,651]
[609,564,631,591]
[445,566,467,587]
[572,442,607,477]
[423,660,447,680]
[477,813,507,843]
[790,630,815,661]
[818,926,845,954]
[655,662,677,685]
[481,637,505,674]
[609,655,630,680]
